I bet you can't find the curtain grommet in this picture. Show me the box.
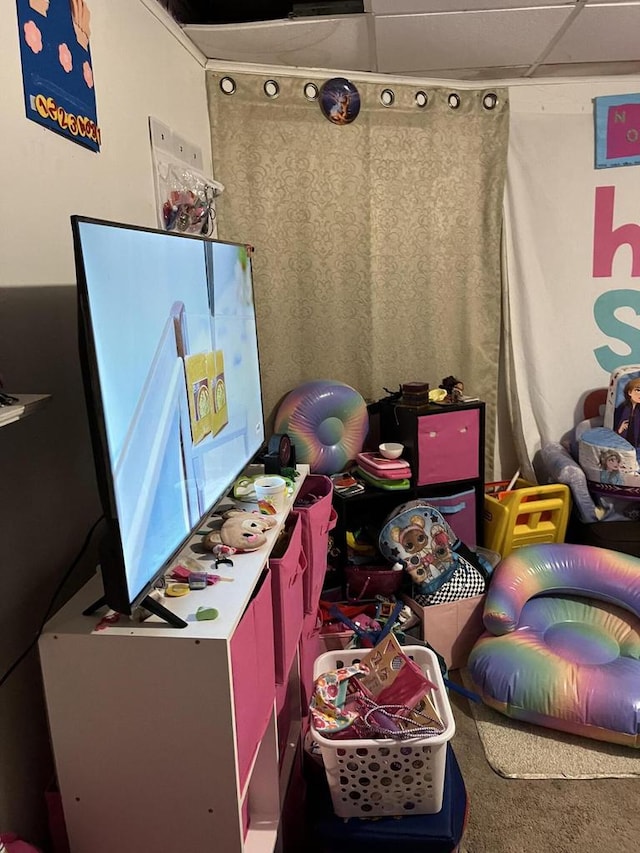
[263,80,280,98]
[304,82,319,101]
[219,76,236,95]
[482,92,499,111]
[380,88,395,107]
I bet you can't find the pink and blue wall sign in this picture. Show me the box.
[594,93,640,169]
[16,0,100,152]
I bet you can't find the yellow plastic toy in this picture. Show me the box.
[483,478,571,558]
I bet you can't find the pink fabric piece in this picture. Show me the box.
[0,834,41,853]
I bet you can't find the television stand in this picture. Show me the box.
[81,594,188,629]
[39,466,314,853]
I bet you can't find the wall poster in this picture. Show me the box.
[16,0,100,152]
[594,94,640,169]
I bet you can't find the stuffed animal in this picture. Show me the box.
[202,509,277,557]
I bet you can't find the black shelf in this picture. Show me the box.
[330,399,486,575]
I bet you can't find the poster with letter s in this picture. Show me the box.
[16,0,101,152]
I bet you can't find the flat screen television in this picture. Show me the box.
[72,216,265,627]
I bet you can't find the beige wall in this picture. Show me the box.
[0,1,211,844]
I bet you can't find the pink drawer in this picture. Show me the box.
[417,409,480,485]
[427,488,477,546]
[270,513,306,684]
[294,475,336,614]
[231,571,276,790]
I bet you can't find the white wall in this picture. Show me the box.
[0,1,211,845]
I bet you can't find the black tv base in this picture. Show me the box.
[82,594,188,629]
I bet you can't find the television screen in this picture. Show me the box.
[72,216,265,622]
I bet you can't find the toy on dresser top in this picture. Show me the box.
[434,376,479,405]
[202,508,278,558]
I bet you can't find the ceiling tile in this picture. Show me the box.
[374,8,572,73]
[177,1,640,79]
[367,0,571,12]
[183,16,371,70]
[546,4,640,63]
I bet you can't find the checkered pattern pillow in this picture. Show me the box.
[413,558,486,606]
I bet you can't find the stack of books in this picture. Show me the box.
[355,452,411,490]
[0,393,51,428]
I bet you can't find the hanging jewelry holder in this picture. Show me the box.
[149,117,224,238]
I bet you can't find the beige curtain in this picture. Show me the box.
[206,71,509,472]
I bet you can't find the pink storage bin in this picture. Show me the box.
[299,610,323,711]
[416,409,480,485]
[231,570,276,789]
[427,488,477,546]
[270,513,306,683]
[293,475,336,614]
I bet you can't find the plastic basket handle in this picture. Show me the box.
[346,574,370,601]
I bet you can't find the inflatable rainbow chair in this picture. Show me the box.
[468,543,640,747]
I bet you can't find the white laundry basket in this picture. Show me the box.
[310,646,455,818]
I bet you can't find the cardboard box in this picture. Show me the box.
[401,593,486,670]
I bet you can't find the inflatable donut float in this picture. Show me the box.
[274,380,369,475]
[468,543,640,747]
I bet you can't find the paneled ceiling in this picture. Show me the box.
[159,0,640,81]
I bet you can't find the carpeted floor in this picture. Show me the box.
[458,668,640,780]
[449,672,640,853]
